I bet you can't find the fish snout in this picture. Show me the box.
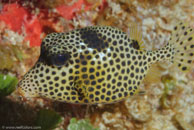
[17,77,39,98]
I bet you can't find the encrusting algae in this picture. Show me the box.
[17,22,194,104]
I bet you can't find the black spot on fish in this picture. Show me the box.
[130,40,140,50]
[80,28,108,51]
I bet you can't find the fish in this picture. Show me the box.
[17,22,194,104]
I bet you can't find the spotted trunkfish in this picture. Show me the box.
[18,22,194,104]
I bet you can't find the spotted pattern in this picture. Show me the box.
[80,28,109,51]
[169,22,194,71]
[18,24,194,104]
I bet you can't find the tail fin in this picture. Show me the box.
[169,21,194,72]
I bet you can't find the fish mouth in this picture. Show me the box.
[16,85,40,102]
[17,77,39,98]
[17,86,25,97]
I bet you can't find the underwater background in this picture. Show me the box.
[0,0,194,129]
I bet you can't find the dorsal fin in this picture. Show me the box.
[128,23,145,50]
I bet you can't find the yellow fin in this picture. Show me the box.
[169,21,194,72]
[128,23,145,50]
[144,63,163,84]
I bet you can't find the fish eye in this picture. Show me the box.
[40,51,70,67]
[50,53,70,66]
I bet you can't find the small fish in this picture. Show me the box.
[17,22,194,104]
